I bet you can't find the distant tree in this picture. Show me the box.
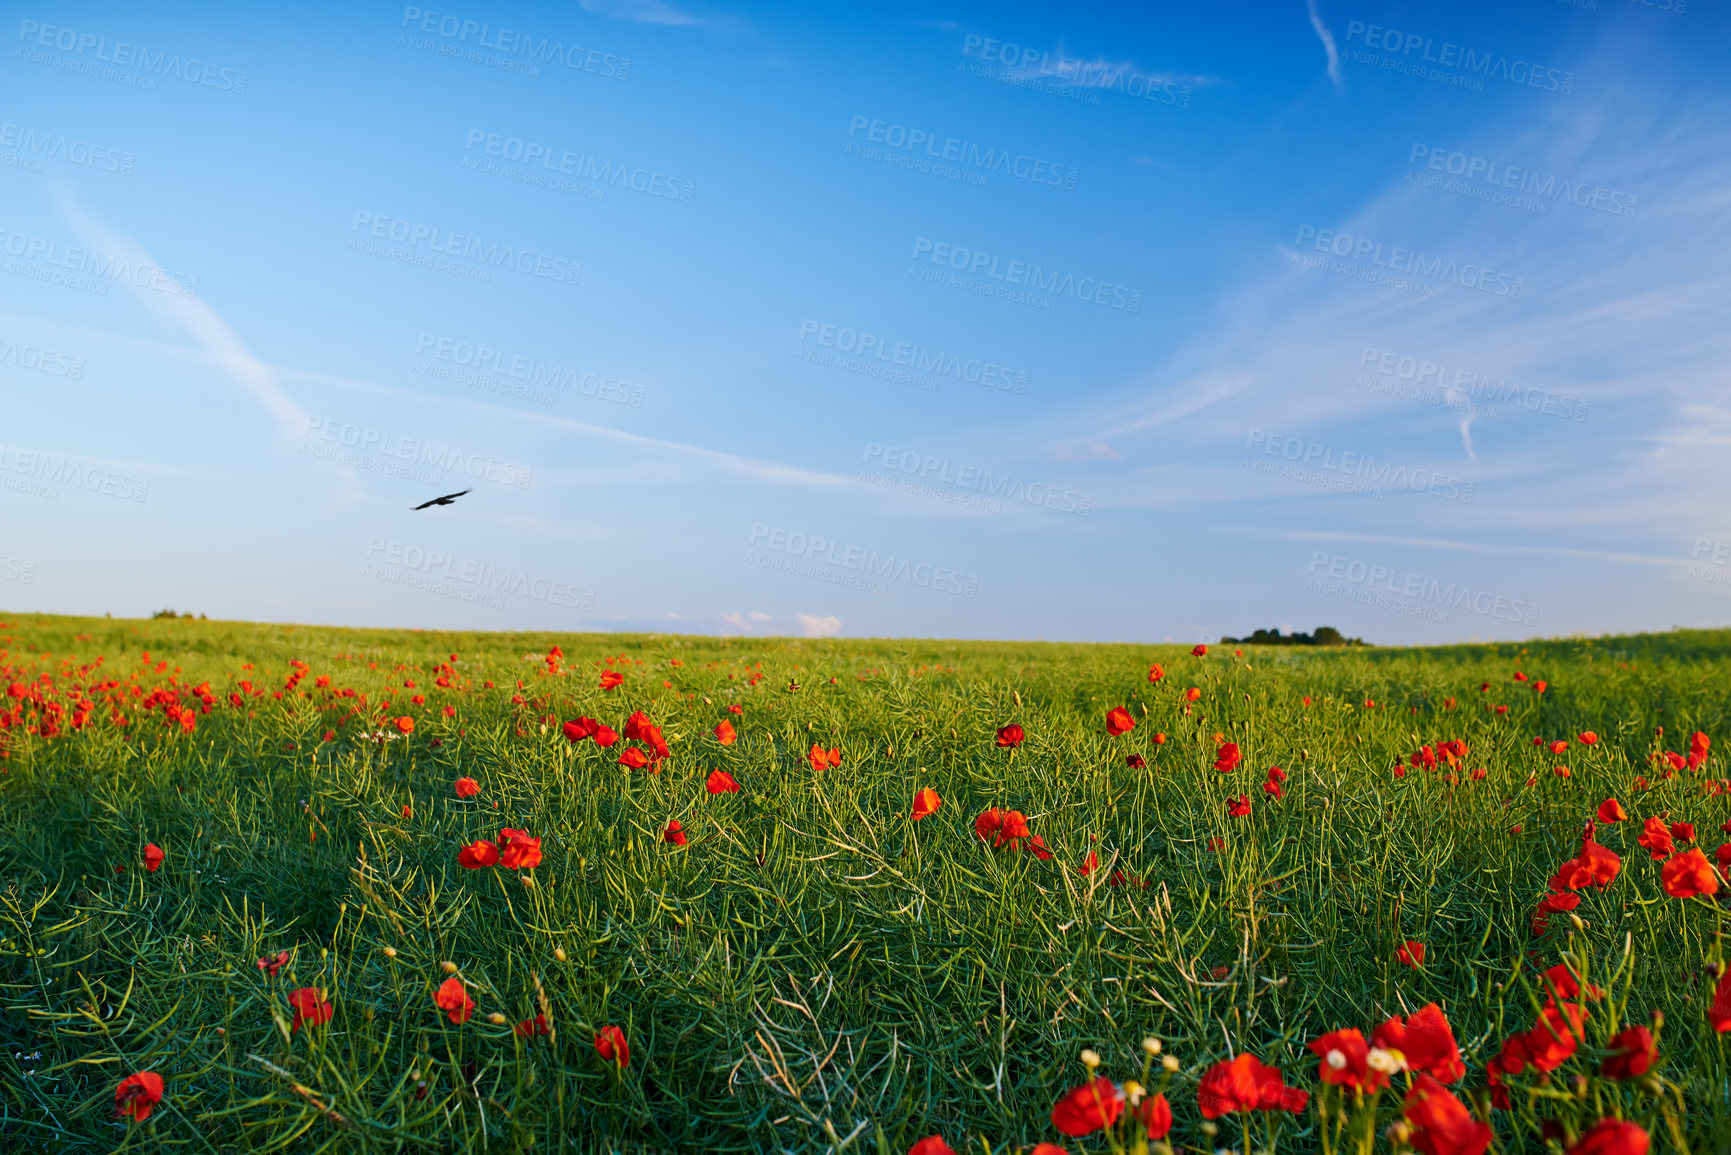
[1219,627,1367,647]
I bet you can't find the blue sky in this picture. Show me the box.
[2,0,1728,644]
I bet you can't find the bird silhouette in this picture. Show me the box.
[412,489,470,510]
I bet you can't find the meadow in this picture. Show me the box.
[1,613,1728,1154]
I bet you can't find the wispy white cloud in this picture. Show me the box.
[51,185,309,447]
[578,0,723,29]
[1307,0,1343,91]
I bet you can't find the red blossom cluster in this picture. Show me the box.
[974,807,1052,859]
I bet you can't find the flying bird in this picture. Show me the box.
[412,489,470,510]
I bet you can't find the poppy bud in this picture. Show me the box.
[1143,1037,1161,1054]
[381,947,397,958]
[488,1013,507,1025]
[554,948,569,963]
[1162,1054,1179,1072]
[1080,1049,1101,1070]
[441,961,458,974]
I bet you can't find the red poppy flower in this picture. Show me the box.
[662,819,687,845]
[435,976,475,1023]
[458,839,500,869]
[562,716,599,742]
[1661,847,1718,898]
[1580,731,1599,745]
[618,747,651,770]
[142,843,165,872]
[1397,941,1426,968]
[1374,1003,1464,1082]
[515,1014,551,1037]
[1402,1073,1491,1155]
[599,671,623,690]
[1104,707,1135,736]
[1637,817,1675,860]
[1709,966,1731,1033]
[911,787,941,820]
[288,986,333,1031]
[1050,1076,1123,1136]
[1153,732,1167,744]
[713,720,736,745]
[707,768,741,794]
[1596,798,1626,823]
[395,716,414,734]
[1147,664,1164,682]
[1513,671,1529,681]
[907,1138,957,1155]
[809,744,840,771]
[1127,754,1147,769]
[727,703,743,714]
[1192,644,1208,657]
[1214,741,1242,772]
[1227,794,1251,817]
[995,723,1025,748]
[1025,834,1054,861]
[114,1071,164,1122]
[498,828,542,870]
[975,807,1005,843]
[1310,1028,1386,1093]
[1522,1002,1588,1072]
[1671,821,1696,842]
[591,724,619,747]
[1600,1025,1656,1079]
[595,1024,629,1068]
[1134,1091,1172,1139]
[1184,687,1202,702]
[1079,850,1099,876]
[257,949,290,976]
[454,777,480,798]
[1197,1054,1306,1117]
[1558,841,1622,890]
[1567,1120,1649,1155]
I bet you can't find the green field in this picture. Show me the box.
[2,613,1729,1153]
